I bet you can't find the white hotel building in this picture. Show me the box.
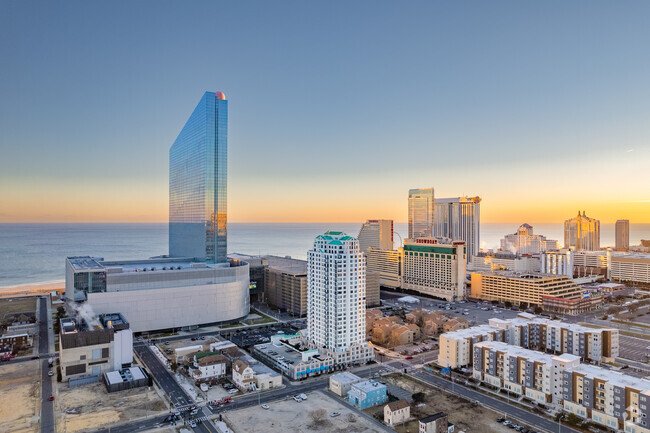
[307,231,373,366]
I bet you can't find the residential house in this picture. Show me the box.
[384,399,410,426]
[420,412,454,433]
[347,380,388,409]
[232,359,255,392]
[191,353,227,383]
[329,372,362,397]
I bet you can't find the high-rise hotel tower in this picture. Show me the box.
[433,196,481,261]
[408,188,434,239]
[564,211,600,251]
[169,91,228,263]
[307,232,371,361]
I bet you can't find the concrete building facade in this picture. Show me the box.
[66,256,249,332]
[470,271,585,307]
[264,256,308,316]
[615,220,630,251]
[500,224,559,255]
[402,238,466,301]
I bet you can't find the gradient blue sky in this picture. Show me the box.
[1,1,649,223]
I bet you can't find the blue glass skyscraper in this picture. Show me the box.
[169,91,228,263]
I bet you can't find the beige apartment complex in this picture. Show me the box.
[470,271,584,306]
[438,314,618,368]
[472,341,650,433]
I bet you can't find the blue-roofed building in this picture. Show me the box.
[347,380,387,409]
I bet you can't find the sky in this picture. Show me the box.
[0,1,649,224]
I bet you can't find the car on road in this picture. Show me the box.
[190,421,197,428]
[261,404,270,409]
[48,370,54,376]
[48,394,55,401]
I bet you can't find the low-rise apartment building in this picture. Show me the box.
[191,352,227,383]
[471,341,650,433]
[347,380,388,409]
[329,372,362,397]
[438,314,618,368]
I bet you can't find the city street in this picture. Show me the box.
[408,368,582,433]
[134,345,192,408]
[39,296,55,433]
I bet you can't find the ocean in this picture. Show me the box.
[1,222,649,288]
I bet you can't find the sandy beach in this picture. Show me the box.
[0,281,65,298]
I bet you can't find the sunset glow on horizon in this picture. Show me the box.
[1,2,649,225]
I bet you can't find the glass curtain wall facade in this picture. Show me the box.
[408,188,434,239]
[433,196,481,262]
[170,91,228,263]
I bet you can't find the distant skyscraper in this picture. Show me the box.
[615,220,629,251]
[307,231,366,354]
[564,211,600,251]
[433,196,481,261]
[169,91,228,263]
[408,188,434,239]
[358,219,394,254]
[500,223,559,255]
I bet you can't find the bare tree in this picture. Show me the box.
[346,413,356,423]
[309,409,327,424]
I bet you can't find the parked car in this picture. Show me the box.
[48,395,55,401]
[405,356,413,360]
[261,404,270,409]
[330,412,341,417]
[496,418,505,423]
[47,370,54,376]
[298,393,307,400]
[293,396,302,402]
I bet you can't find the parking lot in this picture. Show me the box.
[380,290,521,325]
[228,326,298,348]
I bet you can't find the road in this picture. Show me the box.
[39,296,55,433]
[134,345,192,408]
[409,369,581,433]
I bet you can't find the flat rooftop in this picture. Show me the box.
[352,379,386,393]
[67,256,231,273]
[266,255,307,275]
[474,341,558,363]
[442,324,502,339]
[573,363,650,392]
[330,372,362,384]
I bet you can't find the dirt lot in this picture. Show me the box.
[0,297,37,327]
[226,390,384,433]
[56,381,167,432]
[0,360,40,433]
[364,374,512,433]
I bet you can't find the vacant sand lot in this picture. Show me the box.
[56,381,166,432]
[0,360,40,433]
[226,390,384,433]
[366,374,514,433]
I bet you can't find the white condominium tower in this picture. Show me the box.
[408,188,434,239]
[308,231,366,353]
[433,196,481,261]
[358,219,394,254]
